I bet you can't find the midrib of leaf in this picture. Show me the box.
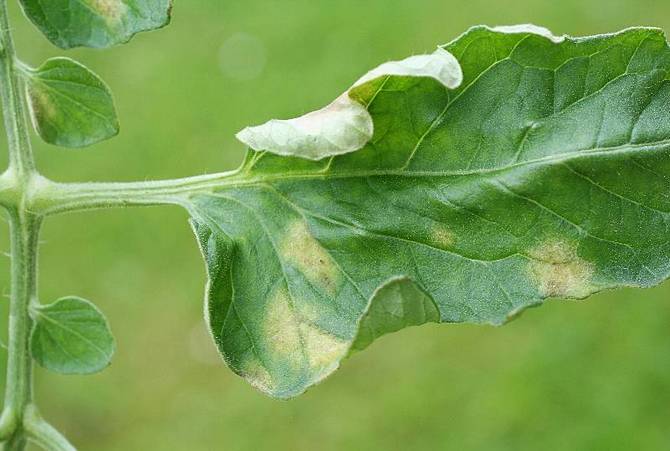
[238,138,670,186]
[36,137,670,217]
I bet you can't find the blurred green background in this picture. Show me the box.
[0,0,668,449]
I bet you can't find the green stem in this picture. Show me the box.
[28,171,242,215]
[1,212,40,450]
[0,0,35,177]
[23,405,74,451]
[0,0,40,448]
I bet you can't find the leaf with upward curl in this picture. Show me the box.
[187,25,670,399]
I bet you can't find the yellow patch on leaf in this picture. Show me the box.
[28,87,57,123]
[429,224,455,249]
[264,287,302,366]
[88,0,127,23]
[280,221,341,295]
[299,323,348,371]
[264,286,348,372]
[528,239,594,298]
[239,359,274,393]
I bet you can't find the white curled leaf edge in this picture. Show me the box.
[236,24,564,161]
[236,48,462,160]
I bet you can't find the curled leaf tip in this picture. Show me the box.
[236,47,463,161]
[354,47,463,89]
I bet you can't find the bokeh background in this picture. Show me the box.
[0,0,668,449]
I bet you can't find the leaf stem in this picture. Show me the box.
[23,405,75,451]
[28,170,243,215]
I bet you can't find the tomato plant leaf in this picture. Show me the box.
[189,25,670,398]
[18,0,172,49]
[30,297,115,375]
[22,57,119,148]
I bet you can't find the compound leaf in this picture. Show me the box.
[188,25,670,398]
[18,0,172,49]
[22,57,119,148]
[30,297,115,375]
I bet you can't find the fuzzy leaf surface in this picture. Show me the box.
[188,26,670,398]
[23,57,119,148]
[30,297,115,375]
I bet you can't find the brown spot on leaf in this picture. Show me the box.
[528,239,594,298]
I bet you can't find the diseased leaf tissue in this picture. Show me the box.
[7,1,670,446]
[190,25,670,398]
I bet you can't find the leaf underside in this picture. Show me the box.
[19,0,172,49]
[188,26,670,399]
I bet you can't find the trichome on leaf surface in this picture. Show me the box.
[0,1,668,449]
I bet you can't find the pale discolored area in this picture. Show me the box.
[528,239,595,298]
[26,86,57,125]
[238,359,274,394]
[353,47,463,89]
[429,225,455,249]
[236,94,373,161]
[263,287,303,367]
[298,323,348,371]
[280,220,341,295]
[88,0,128,24]
[263,285,348,374]
[491,24,566,43]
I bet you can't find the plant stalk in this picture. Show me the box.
[0,0,35,178]
[0,0,40,448]
[1,213,40,450]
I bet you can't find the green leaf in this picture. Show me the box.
[22,57,119,148]
[30,297,115,375]
[350,277,440,353]
[18,0,172,49]
[189,25,670,398]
